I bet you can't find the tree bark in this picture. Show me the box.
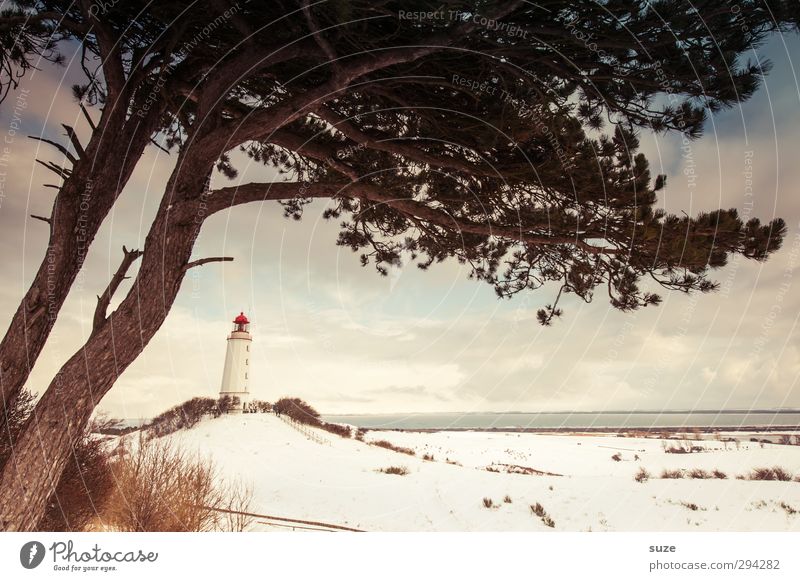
[0,149,212,530]
[0,108,158,414]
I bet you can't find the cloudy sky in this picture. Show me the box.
[1,32,799,419]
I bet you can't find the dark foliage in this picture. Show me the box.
[147,397,218,436]
[273,397,321,425]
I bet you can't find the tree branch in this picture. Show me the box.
[93,246,143,332]
[27,135,77,164]
[183,256,234,271]
[61,124,86,160]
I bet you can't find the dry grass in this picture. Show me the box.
[482,497,495,509]
[661,468,684,479]
[530,502,555,528]
[611,453,622,462]
[634,467,651,483]
[102,435,252,532]
[779,502,797,515]
[503,495,513,504]
[743,466,795,481]
[370,439,416,456]
[379,466,409,476]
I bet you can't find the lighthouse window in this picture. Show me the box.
[246,359,248,365]
[245,372,248,379]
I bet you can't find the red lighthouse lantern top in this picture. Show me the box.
[232,312,250,332]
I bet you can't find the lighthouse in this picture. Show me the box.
[219,312,252,412]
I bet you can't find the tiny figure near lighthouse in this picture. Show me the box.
[219,312,252,412]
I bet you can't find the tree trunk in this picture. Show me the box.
[0,154,210,531]
[0,110,157,413]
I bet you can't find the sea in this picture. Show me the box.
[322,410,800,430]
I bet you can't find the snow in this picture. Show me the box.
[162,414,800,531]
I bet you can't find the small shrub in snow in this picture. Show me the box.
[681,502,702,511]
[482,497,495,509]
[779,502,797,515]
[746,466,794,481]
[422,453,435,461]
[371,440,416,456]
[530,502,555,528]
[379,466,409,476]
[661,469,684,479]
[611,453,622,462]
[634,467,650,483]
[503,495,512,504]
[712,469,727,479]
[688,468,711,479]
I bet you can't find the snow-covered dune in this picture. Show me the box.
[163,415,800,531]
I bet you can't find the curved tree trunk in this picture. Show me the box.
[0,152,210,531]
[0,109,158,414]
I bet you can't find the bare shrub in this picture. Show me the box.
[273,397,320,425]
[662,440,704,454]
[370,439,415,456]
[688,468,711,479]
[422,453,435,461]
[103,436,252,531]
[379,466,409,476]
[746,466,795,481]
[661,469,684,479]
[503,495,512,504]
[611,453,622,462]
[634,467,651,483]
[712,469,727,479]
[217,395,241,415]
[320,422,352,438]
[779,502,797,515]
[147,397,217,436]
[681,502,701,511]
[482,497,495,509]
[530,502,555,527]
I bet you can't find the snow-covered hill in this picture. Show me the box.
[163,414,800,531]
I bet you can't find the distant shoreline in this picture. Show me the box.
[375,425,800,434]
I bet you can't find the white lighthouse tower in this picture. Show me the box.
[219,312,252,412]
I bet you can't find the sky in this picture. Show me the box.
[0,31,799,419]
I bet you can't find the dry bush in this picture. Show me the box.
[38,428,115,531]
[273,397,320,425]
[103,436,252,531]
[745,466,795,481]
[681,502,701,511]
[422,453,435,461]
[661,469,684,479]
[662,440,704,454]
[379,466,409,476]
[370,439,415,456]
[320,422,352,438]
[688,468,711,479]
[712,469,728,479]
[503,495,513,504]
[530,502,555,527]
[147,397,217,437]
[482,497,495,508]
[779,502,797,515]
[634,467,651,483]
[611,453,622,462]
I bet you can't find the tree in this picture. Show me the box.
[1,0,797,530]
[273,398,321,425]
[0,1,244,419]
[217,395,241,415]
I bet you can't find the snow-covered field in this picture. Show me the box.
[164,414,800,531]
